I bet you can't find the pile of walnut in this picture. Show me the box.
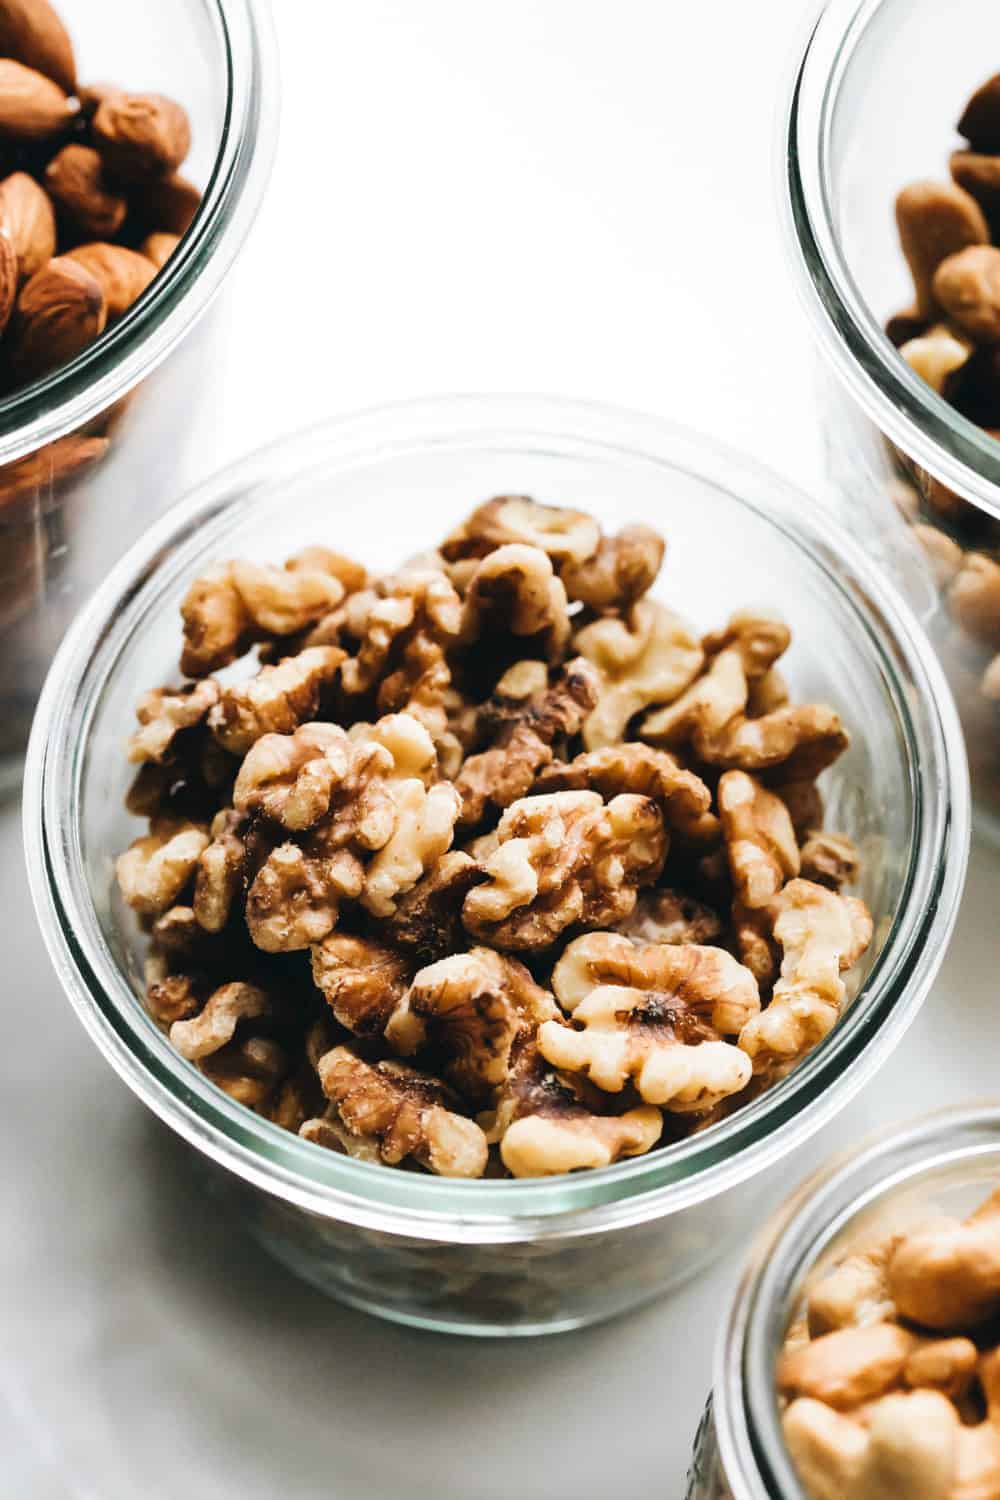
[115,495,872,1180]
[888,70,1000,746]
[0,0,198,413]
[780,1186,1000,1500]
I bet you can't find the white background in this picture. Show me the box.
[4,1,999,1496]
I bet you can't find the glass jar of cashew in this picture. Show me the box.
[686,1105,1000,1499]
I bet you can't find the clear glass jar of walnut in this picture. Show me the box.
[685,1105,1000,1499]
[24,398,969,1335]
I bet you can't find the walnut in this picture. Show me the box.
[702,611,792,677]
[776,779,826,841]
[692,703,849,779]
[537,984,752,1110]
[440,495,601,571]
[462,790,666,951]
[613,887,723,946]
[180,551,350,676]
[245,838,363,952]
[574,599,704,749]
[199,1036,289,1111]
[558,523,665,612]
[115,816,209,916]
[738,879,874,1071]
[718,770,801,908]
[800,832,860,892]
[454,657,600,828]
[169,982,272,1061]
[384,947,557,1101]
[458,544,570,662]
[234,721,392,833]
[313,1045,488,1178]
[381,851,487,962]
[146,970,202,1028]
[361,769,461,919]
[551,930,760,1034]
[482,1039,662,1178]
[126,678,220,764]
[310,932,412,1038]
[208,645,344,754]
[192,808,247,932]
[339,568,462,698]
[732,901,781,992]
[534,741,718,846]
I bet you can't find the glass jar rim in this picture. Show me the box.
[22,394,971,1242]
[783,0,1000,521]
[714,1102,1000,1499]
[0,0,279,467]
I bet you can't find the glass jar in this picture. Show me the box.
[0,0,278,794]
[23,396,970,1336]
[685,1104,1000,1499]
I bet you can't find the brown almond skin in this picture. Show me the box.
[131,172,200,236]
[951,150,1000,238]
[139,230,179,271]
[933,246,1000,344]
[44,143,126,239]
[896,180,989,318]
[0,228,17,335]
[0,169,54,277]
[0,0,76,94]
[0,57,73,139]
[0,431,107,509]
[76,79,118,119]
[13,253,106,376]
[959,73,1000,153]
[92,92,191,182]
[66,241,155,320]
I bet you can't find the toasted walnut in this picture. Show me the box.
[718,770,800,908]
[116,816,209,917]
[313,1045,488,1178]
[702,611,792,677]
[784,1390,958,1500]
[208,646,344,755]
[361,771,460,918]
[454,657,600,828]
[235,721,389,833]
[180,552,349,676]
[462,790,666,951]
[199,1036,289,1111]
[269,1062,325,1134]
[169,982,271,1062]
[639,610,788,749]
[538,984,752,1110]
[126,679,220,764]
[385,948,557,1101]
[382,851,487,962]
[192,808,247,932]
[614,887,723,946]
[440,495,600,570]
[535,741,717,845]
[310,932,412,1038]
[693,703,849,779]
[339,569,461,697]
[483,1039,662,1178]
[145,970,202,1028]
[800,832,860,892]
[245,838,363,953]
[732,900,781,992]
[574,599,704,749]
[552,931,759,1032]
[458,544,570,662]
[776,779,826,841]
[558,524,665,612]
[887,1189,1000,1331]
[738,879,874,1071]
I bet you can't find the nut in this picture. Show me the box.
[139,230,179,271]
[461,790,666,951]
[959,72,1000,153]
[180,553,348,676]
[208,645,344,755]
[66,241,156,320]
[899,323,974,393]
[951,150,1000,239]
[192,808,246,933]
[381,850,486,962]
[558,523,665,612]
[115,816,209,917]
[92,91,191,181]
[0,228,16,337]
[895,180,989,318]
[13,254,106,377]
[807,1236,900,1336]
[933,245,1000,343]
[312,1045,489,1178]
[440,494,601,571]
[718,770,800,908]
[694,703,849,779]
[949,553,1000,648]
[126,678,220,765]
[574,598,704,749]
[0,0,76,93]
[613,886,723,947]
[310,931,412,1038]
[44,144,127,238]
[778,1323,918,1410]
[0,57,73,139]
[800,832,860,892]
[200,1036,289,1113]
[534,741,718,846]
[458,543,570,662]
[783,1390,958,1500]
[169,982,271,1062]
[0,169,55,277]
[888,1189,1000,1331]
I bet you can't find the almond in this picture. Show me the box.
[139,230,179,271]
[0,0,76,94]
[44,143,127,238]
[13,253,106,376]
[0,431,108,508]
[132,172,200,236]
[0,229,17,335]
[76,79,118,119]
[92,91,191,182]
[0,57,74,139]
[67,241,155,320]
[0,169,54,277]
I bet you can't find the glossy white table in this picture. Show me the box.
[6,1,994,1494]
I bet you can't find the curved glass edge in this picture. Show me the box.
[0,0,279,462]
[783,0,1000,521]
[23,396,971,1238]
[714,1104,1000,1500]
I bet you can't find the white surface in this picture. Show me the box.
[5,1,996,1496]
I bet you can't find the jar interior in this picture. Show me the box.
[43,417,949,1215]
